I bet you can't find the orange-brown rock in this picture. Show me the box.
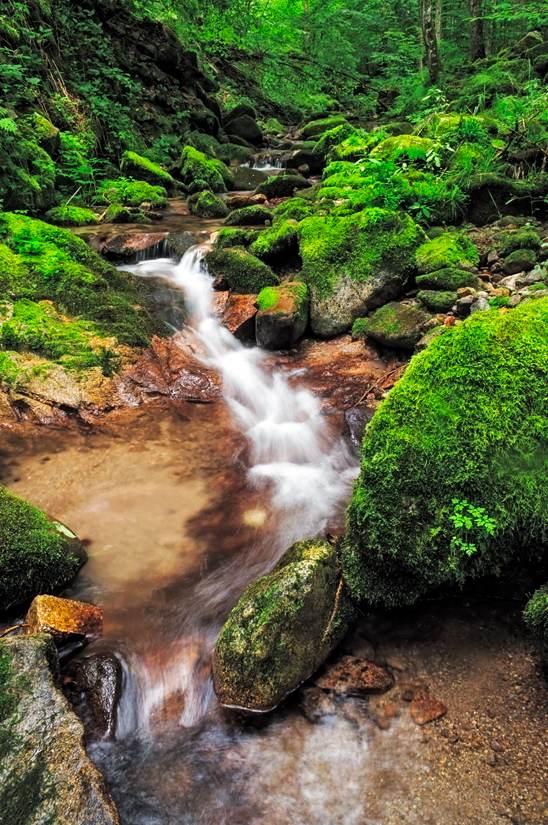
[315,655,392,695]
[26,595,102,645]
[221,295,258,340]
[211,291,229,318]
[101,232,168,259]
[410,689,447,725]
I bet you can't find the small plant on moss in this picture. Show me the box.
[448,498,497,567]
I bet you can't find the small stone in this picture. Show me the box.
[487,250,500,264]
[491,739,505,752]
[221,294,258,341]
[375,714,391,730]
[486,754,497,766]
[315,655,393,695]
[456,295,474,318]
[457,287,476,298]
[401,689,415,702]
[300,687,336,723]
[384,702,396,717]
[508,293,522,308]
[25,595,102,646]
[470,296,490,315]
[410,689,447,725]
[212,274,229,291]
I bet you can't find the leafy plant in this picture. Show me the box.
[448,498,497,565]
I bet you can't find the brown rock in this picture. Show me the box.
[25,595,102,645]
[315,655,392,695]
[226,195,256,210]
[410,689,447,725]
[221,294,258,341]
[101,232,168,260]
[300,686,336,723]
[212,274,229,291]
[65,654,121,736]
[211,291,229,317]
[375,714,391,730]
[457,287,476,298]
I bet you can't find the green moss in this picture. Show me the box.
[418,289,457,313]
[298,208,426,299]
[215,227,258,249]
[97,178,168,208]
[416,267,481,291]
[0,245,30,294]
[301,116,349,139]
[0,487,83,610]
[189,190,228,218]
[370,135,435,164]
[343,297,548,607]
[351,317,369,340]
[327,129,388,163]
[187,179,211,196]
[103,204,134,223]
[250,220,299,263]
[257,286,280,311]
[523,584,548,658]
[180,146,233,193]
[358,302,430,349]
[224,205,272,226]
[272,197,316,224]
[311,122,357,160]
[215,144,253,165]
[505,248,537,270]
[254,175,311,199]
[120,150,175,187]
[501,229,542,256]
[416,233,479,274]
[203,248,279,293]
[264,117,285,135]
[44,206,98,227]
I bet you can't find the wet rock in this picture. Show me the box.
[410,689,447,724]
[211,291,229,317]
[359,302,430,350]
[25,595,102,645]
[315,655,392,695]
[213,539,356,712]
[101,232,168,260]
[118,335,221,403]
[343,405,374,450]
[221,294,258,341]
[0,635,120,824]
[212,274,229,291]
[231,167,268,191]
[417,327,445,351]
[225,115,263,146]
[64,654,121,736]
[166,231,197,260]
[502,248,536,275]
[255,283,309,349]
[300,686,336,723]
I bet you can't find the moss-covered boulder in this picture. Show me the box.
[255,282,309,348]
[301,116,349,139]
[298,208,426,337]
[31,112,61,158]
[416,267,482,291]
[225,114,263,145]
[120,151,175,187]
[231,166,268,191]
[311,122,358,162]
[215,227,259,249]
[0,635,120,823]
[357,302,430,349]
[180,146,233,194]
[343,298,548,608]
[223,205,272,226]
[0,488,86,610]
[272,197,316,224]
[188,190,228,219]
[213,539,355,711]
[44,206,99,227]
[523,584,548,659]
[264,117,285,135]
[97,178,168,209]
[102,204,137,224]
[203,248,279,293]
[416,233,480,274]
[502,248,537,275]
[254,174,311,199]
[501,229,542,256]
[370,135,435,163]
[418,290,457,313]
[250,220,299,264]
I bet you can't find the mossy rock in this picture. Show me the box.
[503,248,537,275]
[203,248,279,293]
[264,117,285,135]
[272,197,316,224]
[223,205,273,226]
[255,282,309,348]
[188,190,228,219]
[215,227,258,249]
[97,178,168,209]
[121,151,175,187]
[298,208,427,337]
[426,113,498,140]
[343,297,548,608]
[300,116,349,139]
[225,115,263,146]
[231,166,268,191]
[180,146,232,194]
[254,175,311,199]
[358,302,430,349]
[418,290,457,313]
[103,204,134,224]
[523,584,548,659]
[370,135,435,164]
[501,229,542,256]
[326,130,385,164]
[216,144,254,165]
[212,539,355,711]
[31,113,60,157]
[249,220,299,264]
[44,206,98,227]
[416,267,481,291]
[311,122,358,161]
[225,103,257,123]
[0,488,86,610]
[0,245,30,294]
[416,234,479,274]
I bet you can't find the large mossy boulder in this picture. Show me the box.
[250,219,299,264]
[254,174,311,199]
[415,233,479,274]
[342,298,548,608]
[300,116,349,139]
[0,487,86,611]
[298,208,426,337]
[180,146,233,194]
[255,283,309,348]
[225,114,263,146]
[369,135,434,163]
[223,205,272,226]
[357,302,430,349]
[120,151,175,188]
[188,190,228,219]
[416,267,481,291]
[0,635,120,823]
[213,539,355,711]
[203,248,279,293]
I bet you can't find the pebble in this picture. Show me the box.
[490,739,505,752]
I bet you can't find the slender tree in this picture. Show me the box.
[419,0,443,84]
[469,0,486,60]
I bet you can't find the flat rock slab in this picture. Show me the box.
[101,232,167,259]
[221,294,258,340]
[0,635,120,824]
[26,595,102,645]
[315,655,392,694]
[410,688,448,724]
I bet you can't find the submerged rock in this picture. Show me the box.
[25,595,102,645]
[315,655,392,695]
[0,635,120,824]
[213,539,355,712]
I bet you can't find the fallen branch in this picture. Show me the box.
[0,624,28,638]
[355,365,404,407]
[322,577,344,644]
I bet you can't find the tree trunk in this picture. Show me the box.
[420,0,443,85]
[435,0,442,42]
[469,0,486,61]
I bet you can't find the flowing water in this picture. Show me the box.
[245,152,286,172]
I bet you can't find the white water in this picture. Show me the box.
[244,154,286,171]
[115,246,358,729]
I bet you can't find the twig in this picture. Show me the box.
[355,365,403,407]
[322,577,344,644]
[0,624,28,638]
